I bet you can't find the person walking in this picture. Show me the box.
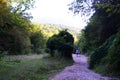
[75,49,80,57]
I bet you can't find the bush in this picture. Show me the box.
[46,35,64,57]
[89,35,115,69]
[46,30,74,58]
[105,30,120,76]
[0,27,32,55]
[89,30,120,76]
[10,29,32,55]
[30,31,46,54]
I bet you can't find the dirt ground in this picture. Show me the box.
[48,54,119,80]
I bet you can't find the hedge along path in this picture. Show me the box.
[49,54,119,80]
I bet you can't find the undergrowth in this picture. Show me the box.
[0,54,73,80]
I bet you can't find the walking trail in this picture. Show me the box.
[49,54,119,80]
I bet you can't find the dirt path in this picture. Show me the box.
[49,54,119,80]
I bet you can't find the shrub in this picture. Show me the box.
[30,31,46,54]
[0,27,32,55]
[89,35,115,69]
[46,30,74,58]
[105,30,120,76]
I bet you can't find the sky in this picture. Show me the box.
[30,0,92,30]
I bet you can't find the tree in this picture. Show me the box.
[68,0,120,76]
[0,0,35,55]
[46,30,74,58]
[30,29,46,54]
[0,0,7,13]
[69,0,120,51]
[69,0,120,15]
[46,35,62,57]
[77,30,87,53]
[9,0,35,19]
[58,30,74,58]
[0,12,32,54]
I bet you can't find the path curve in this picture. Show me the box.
[49,54,119,80]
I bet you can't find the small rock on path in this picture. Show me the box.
[48,54,119,80]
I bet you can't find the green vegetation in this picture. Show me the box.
[46,30,74,58]
[0,0,46,55]
[1,0,120,79]
[88,31,120,76]
[0,1,75,79]
[76,30,87,53]
[0,2,74,79]
[30,25,46,54]
[0,0,77,56]
[0,0,29,54]
[31,23,79,43]
[89,35,115,69]
[70,0,120,77]
[31,23,61,38]
[106,30,120,76]
[0,54,73,80]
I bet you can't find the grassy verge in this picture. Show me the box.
[0,54,73,80]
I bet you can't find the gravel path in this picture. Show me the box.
[49,54,119,80]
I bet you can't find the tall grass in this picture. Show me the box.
[0,54,73,80]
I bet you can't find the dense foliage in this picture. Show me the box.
[89,30,120,76]
[30,30,45,54]
[46,30,74,58]
[70,0,120,76]
[76,30,87,53]
[89,35,115,69]
[106,30,120,75]
[0,0,32,54]
[0,0,46,55]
